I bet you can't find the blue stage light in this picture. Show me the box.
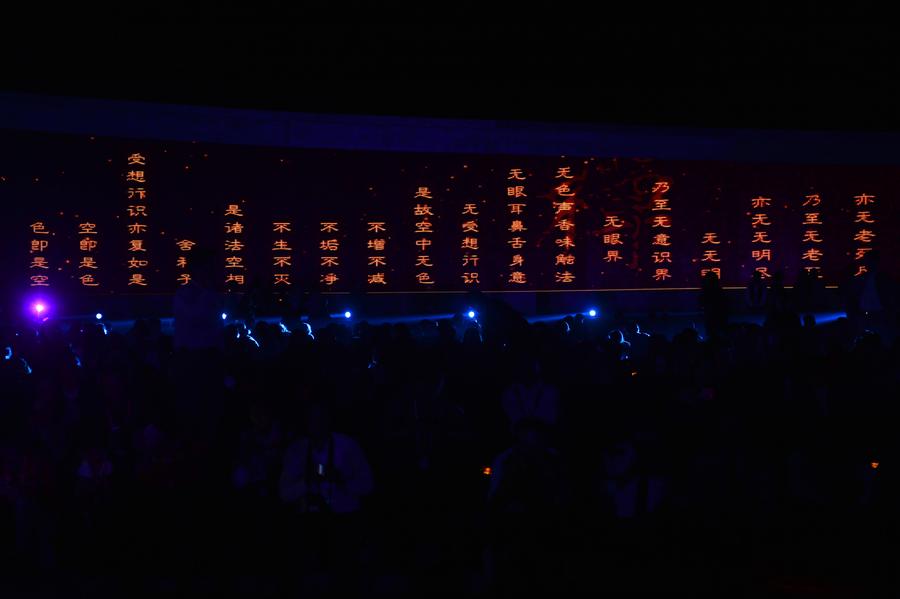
[221,312,227,320]
[588,309,597,318]
[344,311,352,319]
[467,310,476,319]
[32,302,46,315]
[95,313,103,320]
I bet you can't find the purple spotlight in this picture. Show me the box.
[33,302,46,315]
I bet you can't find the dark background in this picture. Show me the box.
[3,21,899,131]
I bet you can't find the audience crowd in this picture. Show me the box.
[1,273,899,596]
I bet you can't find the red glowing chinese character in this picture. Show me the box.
[802,230,822,243]
[555,219,574,232]
[604,216,624,228]
[30,222,49,235]
[79,238,99,252]
[803,194,821,207]
[750,213,772,227]
[78,256,98,269]
[802,213,822,225]
[554,183,575,197]
[604,250,623,262]
[855,211,875,224]
[509,220,527,233]
[854,229,876,243]
[801,248,823,262]
[555,237,575,249]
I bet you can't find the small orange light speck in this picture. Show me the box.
[482,467,492,476]
[871,462,879,469]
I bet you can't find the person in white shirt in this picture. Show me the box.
[500,360,559,432]
[279,403,373,514]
